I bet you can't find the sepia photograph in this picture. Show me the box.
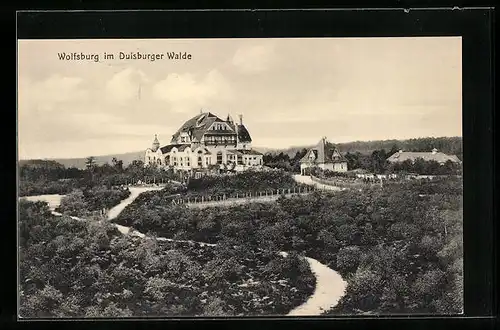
[17,37,463,318]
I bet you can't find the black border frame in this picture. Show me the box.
[7,6,496,330]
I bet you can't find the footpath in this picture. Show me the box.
[24,185,346,316]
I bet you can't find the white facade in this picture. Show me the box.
[144,112,263,173]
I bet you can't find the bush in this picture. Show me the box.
[58,186,131,217]
[336,246,362,275]
[19,200,316,317]
[113,173,463,316]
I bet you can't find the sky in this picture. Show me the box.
[17,37,462,159]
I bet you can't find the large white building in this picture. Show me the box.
[145,111,263,176]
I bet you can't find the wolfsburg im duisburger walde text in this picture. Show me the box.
[57,51,192,62]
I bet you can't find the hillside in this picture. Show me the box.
[19,151,144,169]
[256,136,463,158]
[19,136,462,169]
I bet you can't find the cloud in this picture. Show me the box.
[231,44,275,74]
[105,68,148,103]
[18,74,88,113]
[152,69,232,112]
[18,109,173,149]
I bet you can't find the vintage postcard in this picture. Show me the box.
[17,37,463,318]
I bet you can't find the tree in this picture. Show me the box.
[58,190,89,217]
[336,246,362,274]
[85,156,97,186]
[85,156,96,170]
[370,149,388,174]
[112,158,124,172]
[344,152,362,170]
[388,144,400,157]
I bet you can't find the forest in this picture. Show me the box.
[114,176,463,315]
[57,186,131,217]
[263,136,462,174]
[19,200,315,317]
[18,158,176,197]
[18,136,463,316]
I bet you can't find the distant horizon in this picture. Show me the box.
[18,134,463,161]
[18,38,461,159]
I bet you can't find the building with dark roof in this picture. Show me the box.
[145,111,263,174]
[386,148,462,165]
[299,137,348,175]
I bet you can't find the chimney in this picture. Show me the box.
[239,114,243,125]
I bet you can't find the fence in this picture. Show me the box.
[170,186,317,205]
[310,175,380,189]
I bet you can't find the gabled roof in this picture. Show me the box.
[300,138,347,164]
[171,112,225,143]
[387,150,461,164]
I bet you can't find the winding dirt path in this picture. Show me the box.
[23,185,346,316]
[281,252,346,316]
[107,186,165,220]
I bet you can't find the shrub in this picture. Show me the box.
[336,246,362,275]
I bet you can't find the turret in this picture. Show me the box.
[152,134,160,152]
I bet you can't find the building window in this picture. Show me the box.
[237,154,243,165]
[186,157,190,167]
[198,156,202,167]
[259,159,262,165]
[173,157,177,166]
[216,152,223,164]
[157,159,161,165]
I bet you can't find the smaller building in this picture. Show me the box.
[299,137,348,175]
[386,148,462,165]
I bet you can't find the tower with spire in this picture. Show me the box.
[152,134,160,152]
